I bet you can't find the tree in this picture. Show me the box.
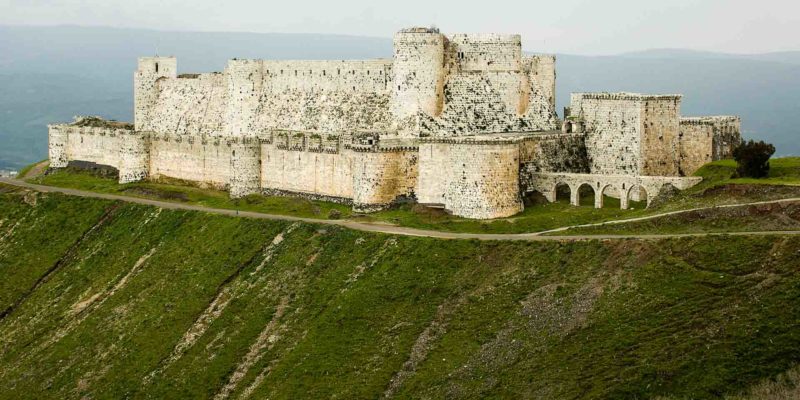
[732,140,776,178]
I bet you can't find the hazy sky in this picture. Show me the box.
[2,0,798,54]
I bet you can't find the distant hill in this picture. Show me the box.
[618,48,800,65]
[0,25,797,169]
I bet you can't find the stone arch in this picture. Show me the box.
[553,182,571,203]
[562,120,573,134]
[575,182,595,206]
[598,183,620,209]
[626,185,650,209]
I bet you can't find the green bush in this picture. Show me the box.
[733,140,776,178]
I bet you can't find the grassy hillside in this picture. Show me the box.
[1,185,800,399]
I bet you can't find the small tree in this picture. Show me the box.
[732,140,776,178]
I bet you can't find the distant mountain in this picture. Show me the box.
[619,48,800,65]
[0,25,797,169]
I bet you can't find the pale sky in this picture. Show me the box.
[2,0,799,55]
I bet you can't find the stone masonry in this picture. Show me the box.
[48,27,742,219]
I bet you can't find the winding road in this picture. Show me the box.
[2,177,799,241]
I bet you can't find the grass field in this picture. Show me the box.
[1,187,800,399]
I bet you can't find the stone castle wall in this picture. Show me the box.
[571,93,645,175]
[640,97,682,176]
[133,30,557,140]
[149,134,233,189]
[260,132,354,200]
[677,121,714,176]
[352,148,418,211]
[681,116,741,161]
[48,28,744,220]
[417,137,523,219]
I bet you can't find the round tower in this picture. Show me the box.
[444,142,523,219]
[48,124,69,168]
[229,137,261,198]
[391,27,446,131]
[118,131,150,184]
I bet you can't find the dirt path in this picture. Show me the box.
[20,161,48,179]
[2,178,800,241]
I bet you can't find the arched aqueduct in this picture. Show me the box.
[524,172,702,209]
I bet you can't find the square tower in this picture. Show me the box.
[571,93,682,176]
[134,56,177,130]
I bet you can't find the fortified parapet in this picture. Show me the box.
[391,27,446,130]
[118,131,150,183]
[135,56,177,130]
[225,59,264,137]
[449,33,522,72]
[48,124,69,168]
[229,137,262,198]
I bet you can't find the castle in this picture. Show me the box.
[48,27,742,219]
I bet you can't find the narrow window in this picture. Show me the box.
[155,62,159,73]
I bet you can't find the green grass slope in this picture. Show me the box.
[1,187,800,399]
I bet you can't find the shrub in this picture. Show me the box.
[732,140,776,178]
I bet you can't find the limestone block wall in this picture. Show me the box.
[678,120,714,176]
[518,133,589,190]
[448,34,522,72]
[443,142,523,219]
[352,148,418,211]
[245,59,395,135]
[49,119,149,184]
[48,125,69,168]
[135,57,177,130]
[149,135,232,189]
[417,139,523,219]
[391,28,446,125]
[640,97,682,176]
[418,71,557,137]
[260,135,354,201]
[64,126,124,168]
[225,60,264,137]
[416,142,450,205]
[229,138,261,197]
[525,55,556,112]
[140,73,228,136]
[681,116,741,160]
[572,93,644,175]
[573,93,684,177]
[118,132,151,183]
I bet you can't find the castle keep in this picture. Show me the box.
[48,27,742,219]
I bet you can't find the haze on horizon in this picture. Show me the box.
[2,0,799,55]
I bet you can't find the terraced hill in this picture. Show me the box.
[1,185,799,399]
